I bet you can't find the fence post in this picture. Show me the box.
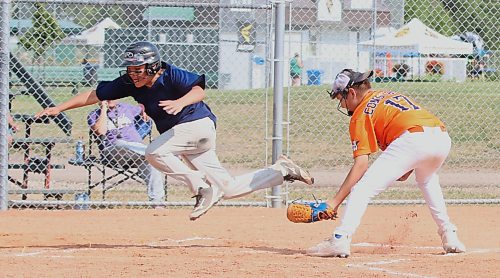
[271,0,285,208]
[0,0,11,211]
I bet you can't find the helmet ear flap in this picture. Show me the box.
[146,61,161,75]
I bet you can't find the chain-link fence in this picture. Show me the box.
[1,0,498,210]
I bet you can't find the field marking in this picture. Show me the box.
[346,243,500,276]
[149,237,216,246]
[442,248,500,256]
[347,259,434,278]
[354,242,442,250]
[15,251,46,257]
[10,247,89,258]
[355,242,500,255]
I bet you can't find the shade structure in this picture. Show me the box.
[359,18,473,55]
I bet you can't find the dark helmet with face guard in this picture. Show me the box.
[120,41,161,75]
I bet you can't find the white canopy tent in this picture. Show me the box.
[359,18,473,55]
[72,17,120,46]
[358,19,473,82]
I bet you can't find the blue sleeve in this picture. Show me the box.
[95,78,132,101]
[168,65,206,95]
[87,109,100,127]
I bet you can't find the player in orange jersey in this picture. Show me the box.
[306,69,466,257]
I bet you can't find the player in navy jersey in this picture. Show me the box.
[37,41,314,220]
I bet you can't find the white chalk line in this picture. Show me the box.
[2,237,216,258]
[3,238,498,260]
[345,244,500,277]
[149,236,216,247]
[8,247,91,258]
[347,259,434,278]
[354,242,500,255]
[353,242,441,250]
[442,248,500,256]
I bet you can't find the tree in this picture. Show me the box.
[440,0,498,50]
[19,3,65,59]
[404,0,457,36]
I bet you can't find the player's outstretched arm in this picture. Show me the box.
[36,90,100,118]
[327,154,369,210]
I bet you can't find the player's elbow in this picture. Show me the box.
[353,155,369,172]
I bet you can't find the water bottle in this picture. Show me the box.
[75,140,84,163]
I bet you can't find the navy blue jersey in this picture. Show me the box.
[96,63,216,134]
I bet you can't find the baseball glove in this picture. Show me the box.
[287,202,337,223]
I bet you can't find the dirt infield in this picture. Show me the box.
[0,206,498,277]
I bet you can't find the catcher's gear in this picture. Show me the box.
[287,202,337,223]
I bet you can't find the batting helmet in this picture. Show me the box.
[120,41,161,75]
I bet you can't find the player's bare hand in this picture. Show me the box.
[159,100,184,115]
[101,100,109,111]
[138,103,149,121]
[35,107,61,119]
[327,200,340,214]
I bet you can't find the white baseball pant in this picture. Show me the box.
[335,126,457,236]
[145,117,284,198]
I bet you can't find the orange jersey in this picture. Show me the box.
[349,90,444,157]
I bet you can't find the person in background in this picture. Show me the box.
[87,99,166,203]
[290,52,304,86]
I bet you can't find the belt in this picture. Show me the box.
[407,126,446,133]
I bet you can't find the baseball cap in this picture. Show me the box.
[330,69,373,98]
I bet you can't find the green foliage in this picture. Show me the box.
[406,0,498,50]
[18,3,65,58]
[440,0,499,50]
[404,0,457,36]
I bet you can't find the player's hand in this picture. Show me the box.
[138,103,149,121]
[327,200,341,213]
[159,100,184,115]
[101,100,109,111]
[35,107,61,119]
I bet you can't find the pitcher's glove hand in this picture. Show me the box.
[287,202,337,223]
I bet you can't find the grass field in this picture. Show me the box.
[7,80,499,202]
[9,80,499,168]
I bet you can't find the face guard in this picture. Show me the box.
[119,41,162,84]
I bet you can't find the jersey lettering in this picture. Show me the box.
[384,94,420,111]
[351,140,359,151]
[350,90,442,158]
[363,94,385,115]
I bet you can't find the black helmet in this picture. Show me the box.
[120,41,161,75]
